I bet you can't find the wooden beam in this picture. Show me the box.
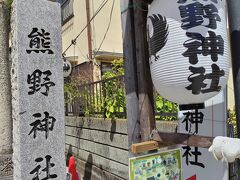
[151,130,214,148]
[120,0,141,145]
[133,0,155,142]
[131,131,214,154]
[132,141,164,154]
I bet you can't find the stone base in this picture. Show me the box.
[0,176,13,180]
[0,154,13,178]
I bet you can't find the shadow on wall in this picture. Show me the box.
[66,145,73,166]
[83,154,93,180]
[110,119,116,141]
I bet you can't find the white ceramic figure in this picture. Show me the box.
[209,136,240,163]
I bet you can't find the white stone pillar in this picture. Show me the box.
[11,0,65,179]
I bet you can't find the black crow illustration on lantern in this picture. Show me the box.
[147,14,169,63]
[147,0,230,106]
[63,58,72,78]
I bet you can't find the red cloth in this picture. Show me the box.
[187,175,196,180]
[68,156,79,180]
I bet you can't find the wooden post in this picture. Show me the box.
[85,0,93,82]
[0,0,12,155]
[85,0,93,61]
[120,0,141,146]
[133,0,155,141]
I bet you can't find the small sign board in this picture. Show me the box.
[129,149,182,180]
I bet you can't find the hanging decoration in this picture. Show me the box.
[147,0,230,105]
[63,58,72,78]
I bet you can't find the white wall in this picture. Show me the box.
[62,0,123,64]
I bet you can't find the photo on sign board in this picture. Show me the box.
[129,149,182,180]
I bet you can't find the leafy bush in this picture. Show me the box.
[228,108,237,137]
[6,0,13,9]
[64,71,91,116]
[64,58,178,120]
[102,59,125,119]
[155,95,178,121]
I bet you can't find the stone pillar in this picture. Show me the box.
[11,0,65,179]
[0,1,13,179]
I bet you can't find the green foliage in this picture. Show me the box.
[155,95,178,121]
[228,109,237,137]
[5,0,13,17]
[102,59,125,119]
[102,58,124,78]
[5,0,13,9]
[64,72,91,116]
[64,59,126,118]
[64,58,178,120]
[64,81,80,104]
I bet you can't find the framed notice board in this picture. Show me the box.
[129,149,182,180]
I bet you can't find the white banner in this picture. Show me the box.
[178,89,228,180]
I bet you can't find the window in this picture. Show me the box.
[61,0,74,25]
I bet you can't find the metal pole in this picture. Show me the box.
[227,1,240,179]
[227,0,240,139]
[85,0,93,61]
[85,0,94,82]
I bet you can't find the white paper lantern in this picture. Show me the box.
[147,0,230,105]
[63,60,72,78]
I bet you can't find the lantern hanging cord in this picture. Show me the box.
[62,0,109,56]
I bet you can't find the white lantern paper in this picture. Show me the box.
[147,0,230,105]
[63,60,72,78]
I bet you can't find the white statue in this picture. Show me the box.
[209,136,240,163]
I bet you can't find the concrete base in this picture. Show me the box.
[0,154,13,178]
